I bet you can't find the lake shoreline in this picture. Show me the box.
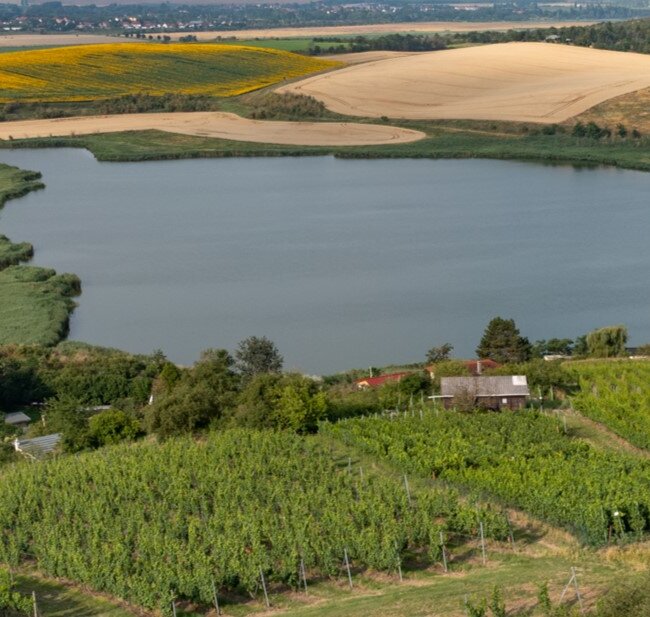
[2,125,649,173]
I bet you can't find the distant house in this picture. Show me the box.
[437,375,530,410]
[355,372,412,389]
[4,412,31,430]
[13,433,61,460]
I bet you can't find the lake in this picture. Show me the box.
[0,148,649,373]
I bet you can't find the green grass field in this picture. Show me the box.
[0,266,80,346]
[217,37,345,53]
[7,122,649,172]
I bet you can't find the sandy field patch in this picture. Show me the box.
[278,42,650,124]
[0,34,127,47]
[166,21,596,40]
[0,112,425,146]
[322,51,420,64]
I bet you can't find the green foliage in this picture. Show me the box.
[324,411,650,544]
[235,373,328,432]
[234,336,283,380]
[476,317,531,363]
[489,586,506,617]
[465,597,487,617]
[0,235,33,269]
[87,409,141,447]
[96,92,220,115]
[538,582,553,615]
[486,359,573,393]
[159,362,182,393]
[37,395,90,452]
[0,429,504,611]
[595,571,650,617]
[586,325,628,358]
[0,266,80,347]
[145,349,238,438]
[249,92,331,120]
[531,338,574,358]
[426,343,453,364]
[0,570,32,616]
[569,360,650,449]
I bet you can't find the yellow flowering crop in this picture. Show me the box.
[0,43,339,102]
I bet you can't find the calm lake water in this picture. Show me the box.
[0,149,649,373]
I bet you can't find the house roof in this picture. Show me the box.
[355,372,412,388]
[426,359,501,376]
[441,375,530,397]
[14,433,61,459]
[465,359,500,375]
[4,412,31,425]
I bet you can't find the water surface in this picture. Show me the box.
[0,149,648,373]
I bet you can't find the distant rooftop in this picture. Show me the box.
[441,375,529,397]
[4,412,30,426]
[14,433,61,459]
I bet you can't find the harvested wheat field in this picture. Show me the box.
[572,86,650,133]
[168,21,597,40]
[279,42,650,123]
[0,112,425,146]
[0,43,338,103]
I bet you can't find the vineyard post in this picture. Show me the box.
[505,513,516,549]
[571,567,585,614]
[171,600,177,617]
[300,557,308,593]
[211,577,221,615]
[440,531,448,573]
[419,408,423,420]
[394,542,403,582]
[403,475,412,507]
[344,548,353,588]
[479,522,487,565]
[32,591,38,617]
[348,457,352,474]
[259,568,270,608]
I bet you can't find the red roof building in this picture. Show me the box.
[355,372,412,389]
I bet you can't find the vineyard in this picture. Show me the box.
[323,410,650,545]
[0,429,509,612]
[0,43,338,103]
[569,361,650,450]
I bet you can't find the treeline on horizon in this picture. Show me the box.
[0,1,644,33]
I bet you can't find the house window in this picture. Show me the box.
[502,398,508,404]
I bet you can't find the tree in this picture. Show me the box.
[144,349,238,438]
[235,373,327,433]
[235,336,283,379]
[586,325,628,358]
[426,343,453,363]
[39,395,92,453]
[476,317,531,363]
[88,409,141,447]
[530,338,573,358]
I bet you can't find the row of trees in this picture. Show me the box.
[428,318,636,365]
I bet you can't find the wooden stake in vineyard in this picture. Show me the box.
[259,568,270,608]
[439,531,448,573]
[343,548,353,589]
[299,556,308,593]
[559,567,585,614]
[479,522,487,565]
[210,577,221,616]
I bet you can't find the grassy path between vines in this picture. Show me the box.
[547,409,650,459]
[15,573,138,617]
